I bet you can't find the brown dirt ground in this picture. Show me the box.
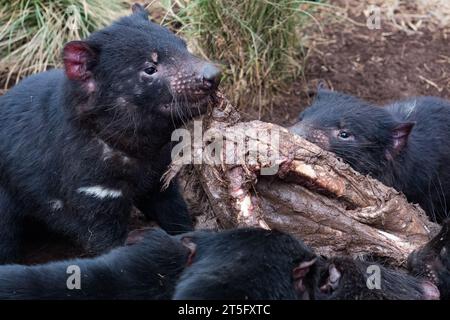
[252,0,450,127]
[1,0,449,263]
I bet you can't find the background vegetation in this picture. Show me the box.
[0,0,127,87]
[159,0,323,115]
[0,0,323,115]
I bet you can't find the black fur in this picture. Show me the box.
[408,219,450,300]
[0,229,188,299]
[0,228,317,300]
[173,228,318,300]
[317,257,439,300]
[290,89,450,222]
[0,5,221,263]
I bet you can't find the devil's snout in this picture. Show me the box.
[169,60,221,101]
[200,63,221,90]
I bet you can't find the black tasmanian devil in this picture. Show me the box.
[0,228,318,300]
[316,256,439,300]
[408,219,450,300]
[0,4,221,263]
[290,86,450,223]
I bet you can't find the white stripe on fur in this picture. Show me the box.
[77,186,123,199]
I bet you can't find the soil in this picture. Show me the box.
[1,0,450,264]
[253,0,450,127]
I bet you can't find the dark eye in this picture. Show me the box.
[338,130,352,140]
[144,66,157,75]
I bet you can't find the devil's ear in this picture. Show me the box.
[63,41,98,82]
[315,80,332,100]
[131,3,149,20]
[181,236,197,266]
[125,227,154,245]
[319,264,341,293]
[391,122,415,156]
[293,258,317,299]
[317,79,330,91]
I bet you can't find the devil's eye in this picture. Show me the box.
[338,130,352,139]
[144,66,157,75]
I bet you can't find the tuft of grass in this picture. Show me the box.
[0,0,128,87]
[159,0,324,115]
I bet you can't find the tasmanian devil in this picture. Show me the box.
[408,219,450,300]
[0,228,318,300]
[0,4,221,264]
[290,87,450,223]
[172,228,318,300]
[316,256,440,300]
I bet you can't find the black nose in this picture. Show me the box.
[201,63,221,89]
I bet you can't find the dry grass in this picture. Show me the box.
[0,0,128,87]
[157,0,327,116]
[337,0,450,32]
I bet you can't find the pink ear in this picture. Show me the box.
[293,258,316,296]
[391,122,415,155]
[319,264,342,292]
[63,41,97,81]
[125,227,154,246]
[181,237,197,266]
[293,258,317,279]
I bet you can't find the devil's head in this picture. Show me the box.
[62,4,221,147]
[290,88,414,177]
